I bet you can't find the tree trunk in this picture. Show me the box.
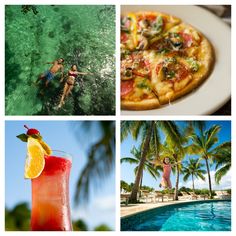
[192,174,195,193]
[139,172,143,198]
[174,165,180,200]
[205,157,212,198]
[129,121,154,203]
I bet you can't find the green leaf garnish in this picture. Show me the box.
[16,133,42,142]
[152,16,163,34]
[16,134,28,142]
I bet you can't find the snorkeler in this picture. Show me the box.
[36,58,64,87]
[58,64,92,108]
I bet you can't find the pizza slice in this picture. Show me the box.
[148,53,213,105]
[149,23,214,61]
[120,51,160,110]
[121,11,181,51]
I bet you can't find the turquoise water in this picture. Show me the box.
[5,5,115,115]
[121,200,231,231]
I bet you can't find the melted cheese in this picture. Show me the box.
[123,77,155,101]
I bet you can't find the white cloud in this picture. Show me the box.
[180,169,231,190]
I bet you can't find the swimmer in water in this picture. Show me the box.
[36,58,64,87]
[58,64,92,108]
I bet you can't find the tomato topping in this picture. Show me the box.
[156,61,189,82]
[121,33,128,43]
[124,19,131,28]
[138,14,157,22]
[121,80,134,97]
[176,63,189,80]
[180,32,193,47]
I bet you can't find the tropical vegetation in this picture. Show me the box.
[121,121,231,203]
[5,203,112,231]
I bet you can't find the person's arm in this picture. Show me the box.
[149,158,162,166]
[60,74,65,83]
[76,71,94,75]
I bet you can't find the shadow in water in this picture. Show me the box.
[5,43,22,98]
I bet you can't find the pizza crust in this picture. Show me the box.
[121,97,160,110]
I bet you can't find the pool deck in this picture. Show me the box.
[121,198,221,218]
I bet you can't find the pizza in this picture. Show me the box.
[120,11,214,110]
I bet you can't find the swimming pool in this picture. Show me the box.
[121,200,231,231]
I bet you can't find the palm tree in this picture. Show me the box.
[188,122,229,198]
[121,121,158,203]
[72,121,115,204]
[182,158,206,193]
[121,145,161,195]
[121,121,184,203]
[214,142,231,184]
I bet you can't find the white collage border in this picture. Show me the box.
[0,0,234,235]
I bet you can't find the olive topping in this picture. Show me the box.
[124,68,133,77]
[168,32,183,51]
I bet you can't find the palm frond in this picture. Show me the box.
[74,121,115,205]
[205,125,221,150]
[120,157,139,164]
[192,121,206,136]
[159,121,183,150]
[215,164,231,184]
[183,172,190,182]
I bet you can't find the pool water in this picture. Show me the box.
[121,200,231,231]
[5,5,115,115]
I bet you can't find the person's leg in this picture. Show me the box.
[36,72,46,84]
[44,71,54,87]
[167,178,172,189]
[160,177,168,189]
[58,83,68,108]
[45,79,50,87]
[66,85,74,97]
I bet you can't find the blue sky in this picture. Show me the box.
[5,121,115,230]
[121,121,231,191]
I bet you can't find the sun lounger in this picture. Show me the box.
[139,190,151,203]
[180,191,191,200]
[155,191,164,202]
[189,192,198,200]
[215,190,231,200]
[165,193,174,201]
[121,193,130,205]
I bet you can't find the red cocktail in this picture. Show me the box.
[31,151,72,231]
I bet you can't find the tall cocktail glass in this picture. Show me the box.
[31,151,72,231]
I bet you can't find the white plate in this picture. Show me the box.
[120,5,231,115]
